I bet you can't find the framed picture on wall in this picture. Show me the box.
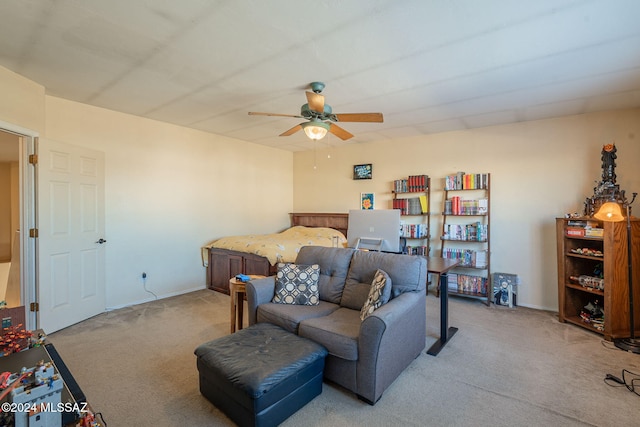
[353,164,372,180]
[361,193,374,210]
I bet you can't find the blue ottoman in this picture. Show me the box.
[195,323,327,427]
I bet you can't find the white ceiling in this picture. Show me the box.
[1,0,639,152]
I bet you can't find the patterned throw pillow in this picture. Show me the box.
[360,269,392,320]
[272,263,321,305]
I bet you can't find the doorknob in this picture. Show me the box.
[96,238,107,244]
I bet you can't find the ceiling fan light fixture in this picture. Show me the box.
[301,120,330,140]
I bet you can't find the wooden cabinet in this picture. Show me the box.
[207,248,273,294]
[393,175,431,256]
[439,173,491,305]
[556,217,640,340]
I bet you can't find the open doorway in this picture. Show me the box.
[0,122,105,332]
[0,131,21,306]
[0,126,36,330]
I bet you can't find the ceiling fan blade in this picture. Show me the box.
[334,113,384,123]
[248,112,303,118]
[329,123,354,140]
[280,124,302,136]
[305,91,325,113]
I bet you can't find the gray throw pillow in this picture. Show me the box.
[272,263,320,305]
[360,269,392,320]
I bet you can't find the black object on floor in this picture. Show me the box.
[195,323,327,427]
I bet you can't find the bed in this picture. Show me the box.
[203,213,349,294]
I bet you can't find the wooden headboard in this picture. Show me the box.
[290,212,349,237]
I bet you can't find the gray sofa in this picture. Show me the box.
[246,246,428,404]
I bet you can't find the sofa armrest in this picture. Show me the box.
[356,290,426,404]
[246,276,276,325]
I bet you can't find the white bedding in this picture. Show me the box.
[202,226,347,266]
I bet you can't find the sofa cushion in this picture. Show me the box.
[343,251,427,306]
[299,308,361,361]
[295,246,355,304]
[257,301,340,334]
[360,269,392,320]
[272,263,320,305]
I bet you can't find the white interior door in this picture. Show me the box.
[38,139,105,333]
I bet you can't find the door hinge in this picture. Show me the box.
[29,228,38,238]
[28,154,38,165]
[30,302,39,312]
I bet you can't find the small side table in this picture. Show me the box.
[229,275,266,333]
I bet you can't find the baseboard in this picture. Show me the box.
[516,302,555,312]
[106,285,207,311]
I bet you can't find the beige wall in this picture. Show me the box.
[44,96,294,308]
[2,63,640,312]
[0,66,45,131]
[293,109,640,310]
[0,65,294,309]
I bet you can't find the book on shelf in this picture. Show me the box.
[443,197,487,215]
[442,248,488,268]
[566,219,599,227]
[419,195,428,213]
[444,172,489,190]
[477,198,488,214]
[393,197,427,215]
[400,223,428,239]
[405,245,428,256]
[446,272,488,295]
[442,222,487,241]
[448,273,458,291]
[393,175,429,193]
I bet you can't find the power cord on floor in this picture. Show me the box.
[94,411,108,426]
[142,274,158,300]
[600,339,618,350]
[604,369,640,397]
[93,412,107,427]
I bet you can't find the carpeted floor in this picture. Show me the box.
[48,288,639,426]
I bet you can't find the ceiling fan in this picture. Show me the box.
[248,82,383,141]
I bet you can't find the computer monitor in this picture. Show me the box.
[347,209,400,253]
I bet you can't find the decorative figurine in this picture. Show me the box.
[583,143,627,217]
[0,325,33,356]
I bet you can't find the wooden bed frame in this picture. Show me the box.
[206,213,348,294]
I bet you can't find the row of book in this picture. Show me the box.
[447,273,488,295]
[444,172,489,190]
[565,219,603,238]
[400,223,428,239]
[441,248,488,268]
[442,222,488,241]
[393,175,429,193]
[393,196,428,215]
[404,245,428,256]
[443,197,488,215]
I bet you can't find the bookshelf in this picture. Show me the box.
[556,217,640,340]
[392,175,431,256]
[439,172,491,306]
